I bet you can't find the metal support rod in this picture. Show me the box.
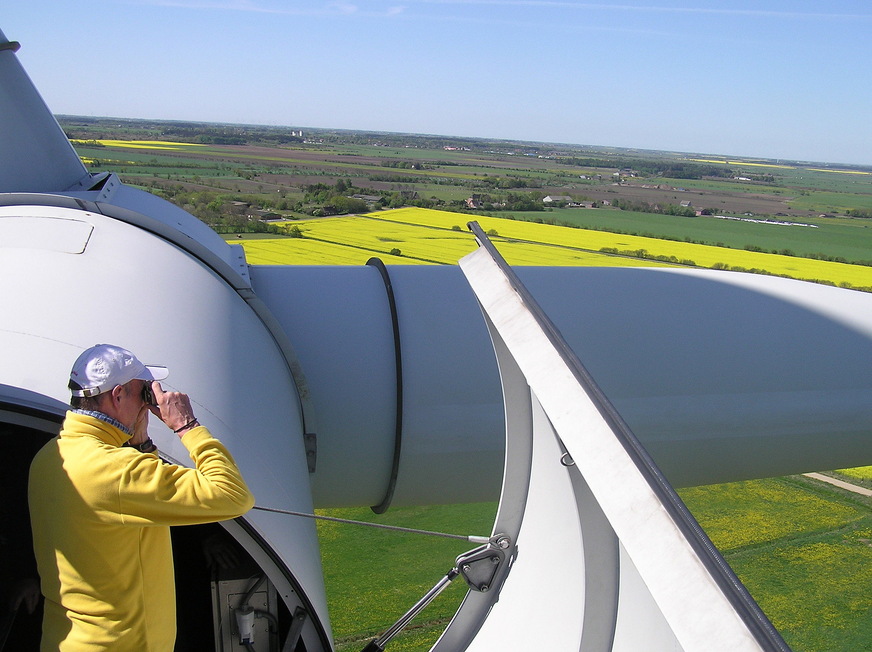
[361,568,460,652]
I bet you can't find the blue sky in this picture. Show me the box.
[4,1,871,165]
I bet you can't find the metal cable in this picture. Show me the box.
[251,505,489,543]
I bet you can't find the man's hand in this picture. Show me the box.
[129,400,151,446]
[148,382,198,437]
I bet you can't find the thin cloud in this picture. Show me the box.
[399,0,872,21]
[328,2,358,14]
[133,0,388,16]
[133,0,282,11]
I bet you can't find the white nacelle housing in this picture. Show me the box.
[0,199,331,649]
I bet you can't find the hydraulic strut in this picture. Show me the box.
[360,534,512,652]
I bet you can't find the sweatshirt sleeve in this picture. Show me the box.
[114,426,255,526]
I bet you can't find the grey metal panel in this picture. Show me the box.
[0,203,330,642]
[514,266,872,484]
[96,182,252,285]
[455,241,785,651]
[253,261,872,508]
[249,264,399,507]
[444,396,628,652]
[386,266,505,505]
[250,264,507,508]
[0,29,89,193]
[431,309,533,652]
[611,545,683,652]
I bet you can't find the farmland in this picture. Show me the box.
[61,116,872,224]
[320,473,871,652]
[522,207,872,264]
[233,207,872,290]
[60,119,872,651]
[679,476,871,651]
[836,465,872,485]
[238,211,669,268]
[62,117,872,288]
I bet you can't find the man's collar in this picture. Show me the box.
[72,409,132,436]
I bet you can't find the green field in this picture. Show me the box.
[521,207,872,264]
[317,503,496,651]
[788,190,872,214]
[680,476,872,651]
[320,472,871,652]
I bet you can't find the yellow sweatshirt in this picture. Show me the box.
[29,411,255,651]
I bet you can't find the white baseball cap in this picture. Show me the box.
[69,344,169,398]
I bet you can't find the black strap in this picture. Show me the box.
[366,258,403,514]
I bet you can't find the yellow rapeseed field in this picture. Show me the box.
[689,158,797,170]
[368,208,872,287]
[807,168,872,176]
[96,139,207,150]
[240,212,669,268]
[233,207,872,289]
[836,465,872,481]
[239,236,422,266]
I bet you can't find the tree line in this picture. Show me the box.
[557,156,734,180]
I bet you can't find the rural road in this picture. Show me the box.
[803,472,872,497]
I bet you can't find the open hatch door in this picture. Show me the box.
[432,223,792,652]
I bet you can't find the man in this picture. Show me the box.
[29,344,255,651]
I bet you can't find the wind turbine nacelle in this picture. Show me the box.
[5,191,872,510]
[4,26,872,651]
[255,262,872,498]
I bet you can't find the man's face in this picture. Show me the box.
[112,380,149,431]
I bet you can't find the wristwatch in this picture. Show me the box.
[128,437,157,453]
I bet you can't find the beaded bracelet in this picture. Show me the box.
[174,418,200,434]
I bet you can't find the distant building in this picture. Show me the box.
[543,195,572,204]
[253,209,281,221]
